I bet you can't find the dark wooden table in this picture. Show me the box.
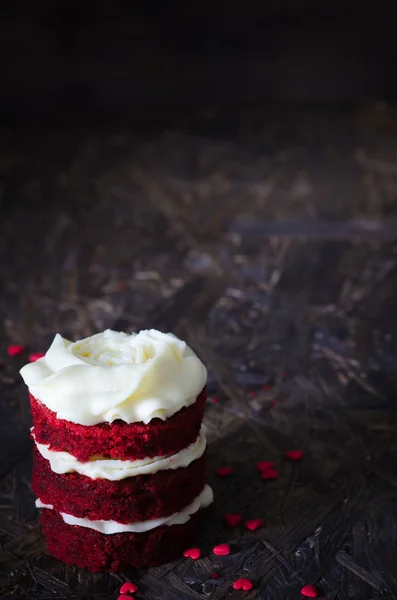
[1,105,397,599]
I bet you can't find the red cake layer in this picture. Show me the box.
[33,447,206,523]
[40,508,199,571]
[30,387,206,461]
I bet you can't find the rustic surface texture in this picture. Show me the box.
[1,105,397,599]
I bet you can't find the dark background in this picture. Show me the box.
[1,2,397,124]
[1,4,397,600]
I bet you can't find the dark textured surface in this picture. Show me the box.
[1,104,397,599]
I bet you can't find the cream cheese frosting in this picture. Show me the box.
[35,484,214,534]
[20,329,207,425]
[33,427,207,480]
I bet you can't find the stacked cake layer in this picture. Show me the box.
[21,329,213,571]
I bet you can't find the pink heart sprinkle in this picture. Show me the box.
[216,466,233,477]
[117,596,132,600]
[286,450,303,461]
[212,396,219,404]
[244,519,263,531]
[261,469,279,480]
[211,572,219,579]
[301,584,318,597]
[7,345,25,357]
[28,352,45,362]
[256,461,275,472]
[213,543,230,556]
[224,513,242,527]
[120,582,138,594]
[233,578,253,591]
[183,547,200,560]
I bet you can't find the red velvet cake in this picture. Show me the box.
[29,388,207,461]
[20,329,213,571]
[40,509,201,570]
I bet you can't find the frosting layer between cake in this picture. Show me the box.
[33,427,206,480]
[36,484,214,534]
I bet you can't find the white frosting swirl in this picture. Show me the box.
[20,329,207,425]
[36,485,214,534]
[33,428,206,480]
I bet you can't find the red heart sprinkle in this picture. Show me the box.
[249,391,256,398]
[216,466,232,477]
[7,345,25,357]
[272,399,277,406]
[212,396,219,404]
[233,578,253,591]
[224,513,242,527]
[244,519,263,531]
[213,543,230,556]
[120,582,138,594]
[183,547,200,560]
[256,461,274,472]
[286,450,303,461]
[211,572,219,579]
[117,596,132,600]
[301,584,318,597]
[28,352,45,362]
[261,469,278,480]
[262,384,270,390]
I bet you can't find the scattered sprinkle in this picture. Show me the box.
[262,384,270,390]
[28,352,45,362]
[286,450,303,461]
[233,578,253,591]
[261,469,279,481]
[271,399,277,406]
[224,513,242,527]
[120,582,138,594]
[244,519,263,531]
[301,584,318,597]
[216,466,233,477]
[213,543,230,556]
[256,461,275,472]
[117,596,132,600]
[249,391,257,398]
[183,547,201,560]
[211,572,219,579]
[7,345,24,357]
[212,396,220,404]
